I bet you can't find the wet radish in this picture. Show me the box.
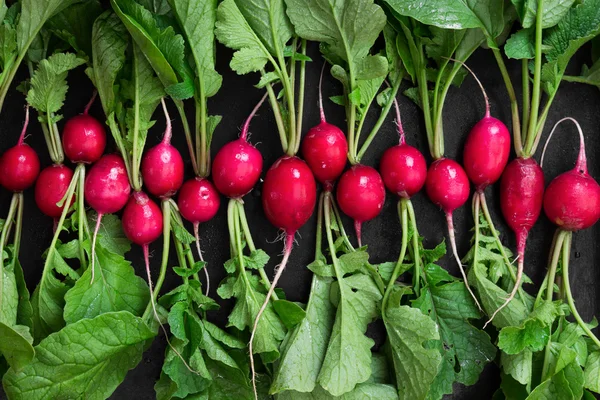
[62,92,106,164]
[35,164,74,218]
[1,107,40,192]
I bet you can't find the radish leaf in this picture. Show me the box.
[48,0,103,58]
[277,383,399,399]
[3,311,155,400]
[584,351,600,393]
[0,322,34,372]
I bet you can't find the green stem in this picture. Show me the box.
[432,63,464,159]
[356,78,402,162]
[314,191,325,261]
[382,199,409,311]
[77,164,87,270]
[530,92,555,155]
[196,95,209,177]
[330,197,355,252]
[522,59,530,145]
[294,39,307,155]
[264,79,288,153]
[492,47,522,156]
[174,99,198,176]
[107,116,134,188]
[274,40,296,156]
[50,119,64,164]
[13,193,23,259]
[227,199,238,258]
[324,193,345,297]
[562,232,600,349]
[0,193,19,312]
[524,0,545,158]
[417,43,435,158]
[406,200,421,295]
[131,52,142,190]
[40,122,58,164]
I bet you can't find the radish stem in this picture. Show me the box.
[0,194,19,312]
[83,90,98,115]
[193,222,210,296]
[382,199,409,311]
[77,165,87,270]
[90,213,103,285]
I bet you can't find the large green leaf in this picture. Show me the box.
[277,383,399,399]
[2,311,155,400]
[236,0,292,58]
[0,322,34,371]
[48,0,104,58]
[16,0,76,54]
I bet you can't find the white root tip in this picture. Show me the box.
[484,256,523,329]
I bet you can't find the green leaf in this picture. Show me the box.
[91,11,128,115]
[3,312,155,399]
[173,261,205,278]
[527,361,584,400]
[246,249,270,270]
[48,0,104,58]
[168,0,222,97]
[16,0,76,55]
[171,220,195,245]
[277,383,399,399]
[284,0,386,76]
[501,350,533,386]
[499,318,549,355]
[505,28,534,59]
[0,322,34,371]
[31,269,70,342]
[0,22,16,70]
[12,258,33,330]
[584,351,600,393]
[235,0,293,57]
[273,299,306,329]
[217,272,286,359]
[26,52,85,115]
[63,242,149,324]
[338,250,369,274]
[384,304,441,400]
[1,263,18,326]
[522,0,576,29]
[272,276,335,393]
[318,273,382,396]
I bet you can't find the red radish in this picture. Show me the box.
[460,61,511,191]
[62,92,106,164]
[142,99,184,198]
[301,64,348,190]
[212,93,267,199]
[541,117,600,231]
[425,157,480,309]
[251,155,316,393]
[35,164,74,218]
[380,96,427,199]
[1,106,40,192]
[85,154,131,282]
[336,165,386,246]
[177,177,221,294]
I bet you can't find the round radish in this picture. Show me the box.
[380,95,427,199]
[178,178,221,224]
[542,117,600,231]
[459,61,511,191]
[1,107,40,192]
[212,94,267,199]
[62,93,106,164]
[85,154,131,283]
[142,99,184,198]
[426,157,480,309]
[122,191,163,246]
[336,164,385,246]
[35,164,74,218]
[301,64,348,189]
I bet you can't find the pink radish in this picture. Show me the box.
[177,177,220,294]
[301,64,348,190]
[380,96,427,199]
[460,62,511,191]
[336,165,386,246]
[541,117,600,231]
[85,154,131,282]
[1,106,40,192]
[35,164,74,218]
[212,93,267,199]
[62,92,106,164]
[141,99,184,199]
[122,191,163,249]
[425,157,480,309]
[250,155,316,394]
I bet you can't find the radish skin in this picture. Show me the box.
[62,92,106,164]
[35,164,74,218]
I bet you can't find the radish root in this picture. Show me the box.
[241,92,269,141]
[541,117,587,174]
[446,57,490,118]
[446,211,482,311]
[90,213,103,285]
[193,222,210,296]
[249,233,294,400]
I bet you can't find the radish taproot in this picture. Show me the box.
[35,164,74,218]
[85,154,131,282]
[301,64,348,190]
[62,92,106,165]
[141,99,184,199]
[1,106,40,192]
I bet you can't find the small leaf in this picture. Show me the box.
[273,300,306,329]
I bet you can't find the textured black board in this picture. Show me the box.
[0,35,599,400]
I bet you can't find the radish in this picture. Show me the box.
[460,61,511,192]
[212,93,267,199]
[380,97,427,199]
[425,157,480,309]
[85,154,131,282]
[301,64,348,190]
[35,164,74,218]
[141,99,184,199]
[62,92,106,164]
[1,106,40,192]
[541,117,600,231]
[250,155,316,393]
[336,165,385,246]
[177,177,220,294]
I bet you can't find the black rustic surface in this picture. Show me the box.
[1,39,600,399]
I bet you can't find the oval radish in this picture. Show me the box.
[142,99,184,198]
[35,164,74,218]
[62,93,106,164]
[1,106,40,192]
[122,191,163,246]
[85,154,131,282]
[336,164,385,246]
[301,64,348,189]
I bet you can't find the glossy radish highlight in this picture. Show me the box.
[301,64,348,189]
[426,157,480,309]
[142,99,184,199]
[85,154,131,283]
[1,106,40,192]
[35,164,74,218]
[251,155,316,394]
[62,92,106,164]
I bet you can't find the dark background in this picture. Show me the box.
[1,39,600,399]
